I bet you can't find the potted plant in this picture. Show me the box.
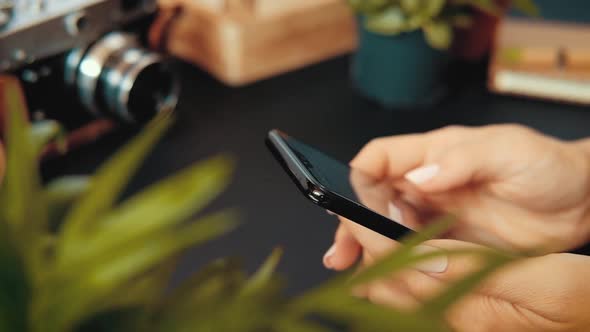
[0,78,515,331]
[348,0,538,109]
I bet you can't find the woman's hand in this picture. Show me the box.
[365,240,590,332]
[329,219,590,332]
[343,124,590,253]
[321,125,590,330]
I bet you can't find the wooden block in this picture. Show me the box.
[498,46,557,69]
[567,49,590,70]
[518,47,558,69]
[489,18,590,105]
[154,0,357,86]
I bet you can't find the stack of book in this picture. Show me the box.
[489,18,590,105]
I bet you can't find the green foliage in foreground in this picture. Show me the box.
[348,0,538,49]
[0,79,516,331]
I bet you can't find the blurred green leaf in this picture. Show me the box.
[1,80,36,229]
[154,258,247,331]
[400,0,421,13]
[155,251,286,332]
[423,20,452,50]
[0,78,48,280]
[241,247,283,296]
[57,114,172,262]
[0,78,519,332]
[45,176,91,227]
[0,248,29,332]
[45,176,91,206]
[73,309,141,332]
[289,217,455,317]
[88,211,238,288]
[511,0,540,16]
[33,211,238,332]
[30,120,66,155]
[107,259,177,309]
[350,216,455,286]
[423,0,446,18]
[349,0,538,50]
[62,155,234,266]
[313,295,450,332]
[365,7,407,35]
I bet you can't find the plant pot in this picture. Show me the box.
[351,17,451,109]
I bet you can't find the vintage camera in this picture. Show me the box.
[0,0,180,131]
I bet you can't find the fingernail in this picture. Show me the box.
[413,245,448,273]
[387,202,404,225]
[326,209,336,216]
[405,164,440,185]
[323,244,337,269]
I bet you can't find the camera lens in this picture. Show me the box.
[123,59,178,122]
[66,32,179,123]
[100,47,179,122]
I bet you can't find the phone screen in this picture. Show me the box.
[281,135,413,229]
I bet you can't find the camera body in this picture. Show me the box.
[0,0,179,133]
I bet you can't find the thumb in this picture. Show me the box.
[323,221,362,271]
[406,240,587,306]
[404,142,501,193]
[359,239,493,307]
[409,239,489,278]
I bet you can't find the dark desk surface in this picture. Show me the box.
[42,56,590,294]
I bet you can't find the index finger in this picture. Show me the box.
[350,126,473,180]
[350,134,429,180]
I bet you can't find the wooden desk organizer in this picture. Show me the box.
[152,0,357,86]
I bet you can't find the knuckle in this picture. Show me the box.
[365,137,387,149]
[490,124,537,139]
[428,144,470,166]
[359,137,389,156]
[485,124,546,154]
[433,125,469,136]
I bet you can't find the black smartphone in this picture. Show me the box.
[266,129,413,240]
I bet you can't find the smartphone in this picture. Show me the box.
[266,129,413,240]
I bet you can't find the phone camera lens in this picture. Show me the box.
[309,188,326,203]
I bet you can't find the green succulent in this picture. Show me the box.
[0,79,518,331]
[349,0,539,49]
